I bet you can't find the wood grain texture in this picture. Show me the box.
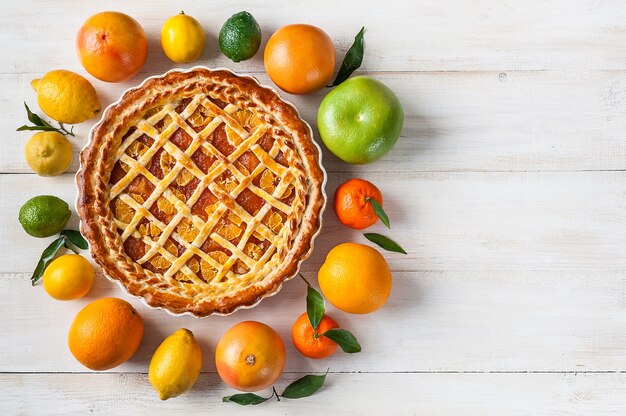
[5,0,626,73]
[3,372,626,415]
[3,0,626,413]
[3,171,626,274]
[7,71,626,174]
[2,269,626,373]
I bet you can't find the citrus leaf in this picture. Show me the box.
[19,103,74,136]
[321,328,361,353]
[306,284,325,331]
[367,197,390,228]
[331,27,365,86]
[24,102,48,127]
[61,229,88,250]
[281,373,327,399]
[222,393,271,406]
[31,236,66,285]
[363,233,407,254]
[16,125,60,133]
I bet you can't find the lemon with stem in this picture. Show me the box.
[161,11,205,63]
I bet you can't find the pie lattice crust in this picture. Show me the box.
[77,68,325,317]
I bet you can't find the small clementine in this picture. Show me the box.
[264,24,336,95]
[68,297,144,370]
[291,312,339,359]
[334,178,383,230]
[215,321,285,392]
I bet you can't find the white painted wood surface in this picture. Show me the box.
[2,0,626,414]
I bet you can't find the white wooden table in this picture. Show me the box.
[3,1,626,414]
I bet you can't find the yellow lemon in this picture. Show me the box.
[43,254,94,300]
[31,70,101,124]
[161,12,205,63]
[149,328,203,400]
[25,131,72,176]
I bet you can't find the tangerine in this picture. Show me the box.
[215,321,285,392]
[68,297,144,370]
[334,178,383,229]
[291,312,339,359]
[264,24,335,95]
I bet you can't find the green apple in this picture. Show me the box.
[317,76,404,164]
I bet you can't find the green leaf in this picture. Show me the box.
[24,102,48,127]
[321,328,361,353]
[61,229,88,250]
[367,197,390,228]
[363,233,407,254]
[306,284,325,331]
[19,103,74,136]
[31,236,66,285]
[281,373,327,399]
[16,125,60,133]
[331,27,365,86]
[222,393,271,406]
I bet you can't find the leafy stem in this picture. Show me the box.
[299,273,361,353]
[31,229,88,285]
[223,371,329,405]
[57,123,74,136]
[17,102,75,137]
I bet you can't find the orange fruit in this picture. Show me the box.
[76,11,148,83]
[68,297,144,370]
[264,24,335,95]
[334,178,383,229]
[215,321,285,392]
[318,242,392,314]
[291,312,339,359]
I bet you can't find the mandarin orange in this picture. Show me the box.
[334,178,383,230]
[291,312,339,359]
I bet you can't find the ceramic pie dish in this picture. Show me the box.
[76,67,326,317]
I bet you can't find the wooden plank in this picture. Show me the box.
[3,372,626,415]
[3,171,626,274]
[2,269,626,373]
[5,0,626,73]
[7,70,626,174]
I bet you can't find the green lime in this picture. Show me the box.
[219,11,261,62]
[19,195,71,238]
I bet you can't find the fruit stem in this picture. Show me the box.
[245,354,256,366]
[58,123,75,137]
[272,386,280,402]
[298,272,312,287]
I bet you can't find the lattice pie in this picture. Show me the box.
[77,68,325,317]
